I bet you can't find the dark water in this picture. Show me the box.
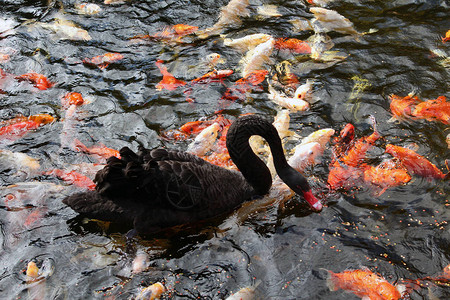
[0,0,449,299]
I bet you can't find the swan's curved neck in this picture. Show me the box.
[226,115,289,195]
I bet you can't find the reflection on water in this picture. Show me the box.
[0,0,449,299]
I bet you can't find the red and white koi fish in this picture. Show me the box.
[74,139,120,162]
[15,72,54,90]
[83,52,124,69]
[44,169,96,190]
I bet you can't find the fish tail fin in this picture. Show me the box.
[73,139,88,152]
[322,268,338,291]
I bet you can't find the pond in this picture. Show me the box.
[0,0,449,299]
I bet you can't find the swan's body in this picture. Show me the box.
[63,115,321,234]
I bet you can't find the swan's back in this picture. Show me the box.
[63,146,253,234]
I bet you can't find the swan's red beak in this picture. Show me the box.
[303,190,323,211]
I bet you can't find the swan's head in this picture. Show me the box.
[280,167,323,212]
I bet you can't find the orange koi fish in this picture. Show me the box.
[0,114,54,138]
[340,118,380,167]
[411,95,450,125]
[332,123,355,161]
[326,269,403,300]
[44,169,96,190]
[385,144,447,180]
[220,70,268,103]
[389,94,420,120]
[442,30,450,43]
[132,24,198,41]
[363,159,411,196]
[274,38,311,54]
[83,52,124,69]
[191,69,233,84]
[327,160,363,190]
[155,60,187,91]
[62,92,86,107]
[74,139,120,161]
[15,72,54,90]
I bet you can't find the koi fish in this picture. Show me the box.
[274,38,311,54]
[74,139,120,162]
[326,269,403,300]
[44,169,96,190]
[225,280,261,300]
[0,53,10,62]
[26,261,40,281]
[35,18,92,41]
[155,24,198,39]
[411,95,450,125]
[332,123,355,160]
[155,60,187,91]
[308,32,335,60]
[240,37,274,77]
[340,116,380,167]
[223,33,272,52]
[288,142,323,173]
[363,159,411,196]
[135,282,166,300]
[268,84,310,111]
[0,150,40,178]
[442,29,450,43]
[16,72,54,90]
[294,79,314,101]
[132,251,149,274]
[75,3,102,15]
[298,128,336,150]
[389,93,421,121]
[0,114,54,141]
[191,69,233,84]
[385,144,447,180]
[273,109,296,140]
[132,24,198,42]
[257,4,281,18]
[220,70,268,107]
[83,52,124,70]
[187,122,221,156]
[310,7,360,36]
[199,0,250,37]
[62,92,86,107]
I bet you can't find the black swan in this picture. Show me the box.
[63,115,322,235]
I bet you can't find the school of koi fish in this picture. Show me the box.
[0,0,449,299]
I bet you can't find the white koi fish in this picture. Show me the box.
[268,84,310,112]
[310,7,360,36]
[187,122,220,156]
[294,79,315,102]
[241,37,274,77]
[223,33,272,53]
[35,18,91,41]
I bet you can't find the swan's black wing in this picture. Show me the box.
[63,146,253,233]
[93,147,212,210]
